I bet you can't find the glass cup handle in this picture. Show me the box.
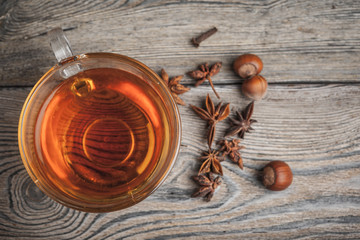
[48,27,74,63]
[48,27,82,78]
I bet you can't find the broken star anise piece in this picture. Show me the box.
[190,94,230,148]
[225,101,257,138]
[188,62,222,99]
[161,69,190,105]
[198,149,224,176]
[219,139,245,169]
[192,173,222,201]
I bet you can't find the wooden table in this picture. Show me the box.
[1,0,360,239]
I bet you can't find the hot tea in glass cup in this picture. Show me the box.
[18,28,181,212]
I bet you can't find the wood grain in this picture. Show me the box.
[0,84,359,239]
[1,0,360,239]
[0,0,360,86]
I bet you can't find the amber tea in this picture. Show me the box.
[20,29,180,212]
[35,68,167,200]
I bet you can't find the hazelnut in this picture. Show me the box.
[241,75,268,101]
[263,161,293,191]
[233,54,263,79]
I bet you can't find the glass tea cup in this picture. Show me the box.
[18,28,181,212]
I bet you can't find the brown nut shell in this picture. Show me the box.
[241,75,268,101]
[233,54,263,79]
[263,161,293,191]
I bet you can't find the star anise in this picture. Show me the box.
[219,139,245,169]
[190,94,230,148]
[188,62,222,99]
[192,173,222,201]
[198,149,224,176]
[225,101,257,138]
[161,69,190,105]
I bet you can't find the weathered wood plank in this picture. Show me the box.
[1,0,360,239]
[0,84,359,239]
[1,0,360,86]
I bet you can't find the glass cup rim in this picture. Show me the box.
[18,52,182,212]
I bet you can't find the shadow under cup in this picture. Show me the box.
[18,53,181,212]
